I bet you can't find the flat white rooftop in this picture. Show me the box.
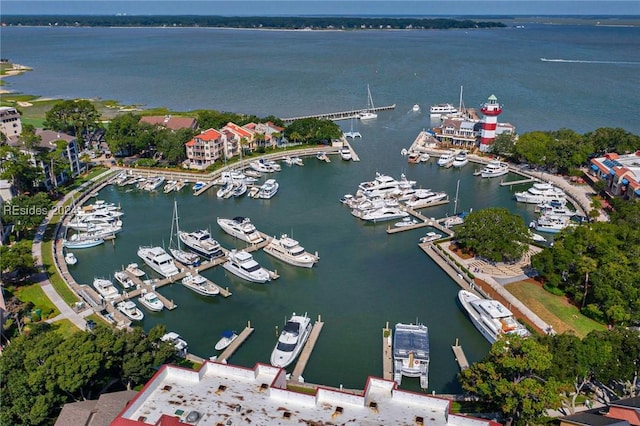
[113,361,497,426]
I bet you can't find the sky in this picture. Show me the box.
[2,0,639,16]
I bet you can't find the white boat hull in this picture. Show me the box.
[270,314,312,368]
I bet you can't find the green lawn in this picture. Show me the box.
[505,280,606,338]
[15,283,60,320]
[50,319,80,338]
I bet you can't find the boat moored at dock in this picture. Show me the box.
[222,249,271,283]
[263,234,319,268]
[93,278,120,301]
[480,160,510,178]
[178,229,224,259]
[393,322,430,389]
[270,312,312,368]
[137,246,180,278]
[138,291,164,312]
[117,300,144,321]
[181,272,220,296]
[217,216,265,244]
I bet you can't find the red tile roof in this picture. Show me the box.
[140,115,197,130]
[185,128,221,147]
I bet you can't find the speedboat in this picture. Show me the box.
[178,229,224,259]
[394,217,419,228]
[419,232,443,243]
[138,291,164,312]
[116,301,144,321]
[114,270,135,289]
[64,252,78,265]
[125,263,146,277]
[217,216,264,244]
[458,290,531,344]
[137,246,179,278]
[270,312,312,368]
[452,151,469,168]
[437,151,455,167]
[339,146,352,161]
[263,234,319,268]
[232,182,247,197]
[393,323,430,389]
[222,249,271,283]
[480,160,509,178]
[515,182,567,204]
[161,332,188,357]
[257,179,279,199]
[181,272,220,296]
[93,278,120,301]
[412,104,421,112]
[215,330,239,351]
[192,181,205,192]
[216,181,234,199]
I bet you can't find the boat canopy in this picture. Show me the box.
[221,330,236,338]
[283,321,300,335]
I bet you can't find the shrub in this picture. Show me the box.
[543,283,565,296]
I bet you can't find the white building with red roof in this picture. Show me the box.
[220,122,256,157]
[184,128,224,170]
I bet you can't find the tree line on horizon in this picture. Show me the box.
[1,15,506,30]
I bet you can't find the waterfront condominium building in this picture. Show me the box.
[184,128,224,170]
[0,106,22,142]
[109,361,502,426]
[589,152,640,201]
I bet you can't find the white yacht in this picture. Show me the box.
[452,151,469,168]
[63,235,104,249]
[181,272,220,296]
[437,151,455,167]
[394,217,419,228]
[358,173,402,198]
[270,312,312,368]
[137,246,179,278]
[93,278,120,301]
[222,249,271,283]
[404,191,448,209]
[514,182,567,204]
[480,160,510,178]
[412,104,421,112]
[257,179,279,199]
[178,229,224,259]
[339,146,352,161]
[355,207,409,223]
[458,290,531,344]
[263,234,319,268]
[393,323,430,389]
[217,216,264,244]
[125,263,146,277]
[419,232,443,243]
[117,301,144,321]
[161,332,188,357]
[216,181,234,199]
[138,291,164,312]
[429,103,458,117]
[530,214,575,234]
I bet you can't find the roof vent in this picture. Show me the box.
[415,416,425,426]
[283,411,291,419]
[186,411,201,422]
[369,401,379,413]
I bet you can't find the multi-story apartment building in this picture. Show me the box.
[0,107,22,142]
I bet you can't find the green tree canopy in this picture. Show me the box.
[285,118,342,144]
[44,99,100,146]
[454,207,530,262]
[1,192,52,239]
[459,335,566,425]
[0,239,36,281]
[0,145,41,194]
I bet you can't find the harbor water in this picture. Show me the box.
[2,22,639,393]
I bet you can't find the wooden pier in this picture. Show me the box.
[382,322,393,381]
[499,177,538,187]
[215,322,255,363]
[451,338,470,370]
[282,104,396,124]
[290,316,324,382]
[193,180,216,196]
[386,207,454,237]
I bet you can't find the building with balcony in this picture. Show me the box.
[184,128,224,170]
[0,106,22,143]
[589,152,640,201]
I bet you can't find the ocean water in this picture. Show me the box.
[1,22,639,393]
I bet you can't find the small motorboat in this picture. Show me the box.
[215,330,239,351]
[65,252,78,265]
[394,217,419,228]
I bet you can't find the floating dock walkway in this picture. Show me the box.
[382,322,393,381]
[386,208,454,237]
[451,338,469,370]
[215,322,255,363]
[499,177,538,187]
[290,315,324,382]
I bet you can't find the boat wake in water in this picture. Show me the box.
[540,58,640,65]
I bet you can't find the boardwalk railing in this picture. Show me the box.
[282,104,396,124]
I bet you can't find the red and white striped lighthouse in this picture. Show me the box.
[479,94,502,152]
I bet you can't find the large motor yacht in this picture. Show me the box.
[393,323,430,389]
[270,312,312,368]
[217,217,264,244]
[137,246,179,278]
[178,229,224,259]
[263,234,319,268]
[222,249,271,283]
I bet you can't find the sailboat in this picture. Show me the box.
[169,200,200,266]
[358,84,377,120]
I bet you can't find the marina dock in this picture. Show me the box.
[290,316,324,382]
[451,339,469,370]
[215,323,255,363]
[382,322,393,381]
[386,208,454,237]
[282,104,396,124]
[499,177,538,187]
